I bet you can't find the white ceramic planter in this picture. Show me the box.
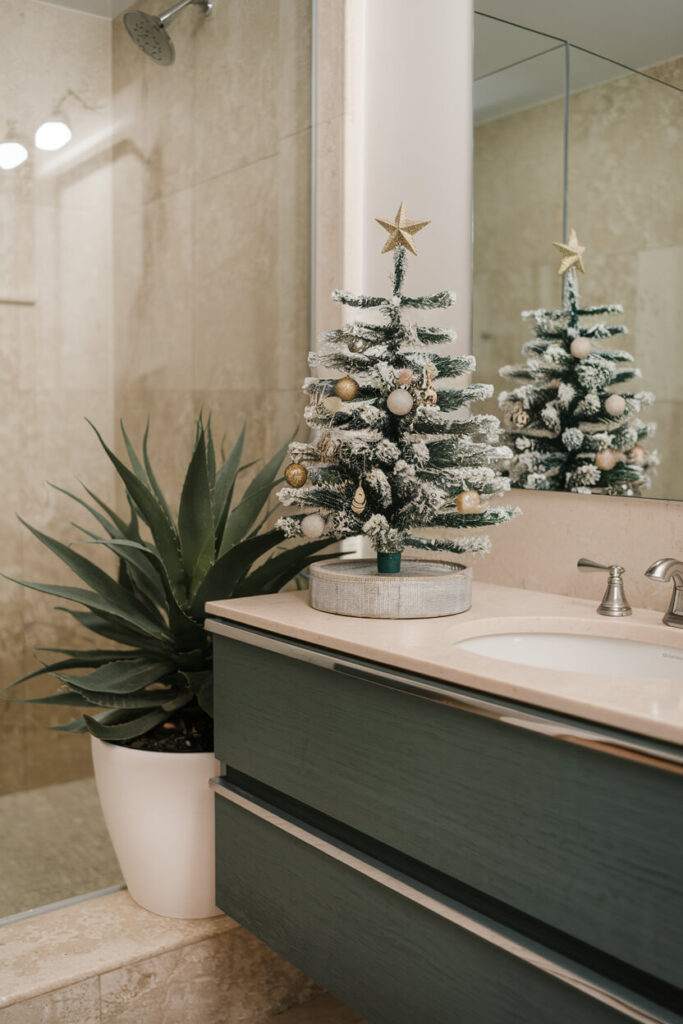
[91,736,221,919]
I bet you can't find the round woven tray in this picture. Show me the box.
[309,558,472,619]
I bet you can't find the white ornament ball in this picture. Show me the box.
[595,449,618,471]
[629,444,646,466]
[604,393,626,417]
[570,338,592,359]
[301,513,326,539]
[386,388,414,416]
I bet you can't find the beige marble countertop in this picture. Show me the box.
[206,582,683,747]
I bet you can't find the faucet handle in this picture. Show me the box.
[577,558,624,575]
[577,559,631,616]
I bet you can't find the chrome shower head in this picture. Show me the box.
[123,0,213,66]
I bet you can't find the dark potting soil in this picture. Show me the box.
[120,712,214,754]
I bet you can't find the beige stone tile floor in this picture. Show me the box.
[0,888,361,1023]
[0,777,122,919]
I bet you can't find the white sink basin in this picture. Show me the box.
[456,632,683,681]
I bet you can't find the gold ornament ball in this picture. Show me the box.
[284,462,307,488]
[348,336,369,353]
[397,368,415,386]
[604,393,626,417]
[334,375,359,401]
[595,449,618,471]
[386,388,414,416]
[629,444,646,466]
[570,338,592,359]
[456,490,481,514]
[301,513,326,539]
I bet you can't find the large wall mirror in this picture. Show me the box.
[473,5,683,501]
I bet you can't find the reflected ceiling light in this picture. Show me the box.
[35,120,72,152]
[0,141,28,170]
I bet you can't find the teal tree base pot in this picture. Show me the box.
[377,552,402,574]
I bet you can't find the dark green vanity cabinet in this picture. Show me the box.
[208,618,683,1024]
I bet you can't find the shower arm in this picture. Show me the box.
[159,0,211,26]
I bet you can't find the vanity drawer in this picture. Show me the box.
[212,627,683,992]
[214,781,677,1024]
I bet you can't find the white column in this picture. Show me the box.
[344,0,473,352]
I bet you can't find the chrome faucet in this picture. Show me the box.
[577,559,631,616]
[644,558,683,628]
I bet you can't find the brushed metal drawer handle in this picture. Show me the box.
[206,619,683,770]
[212,779,673,1024]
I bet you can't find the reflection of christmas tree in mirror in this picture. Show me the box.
[499,231,657,496]
[277,204,520,574]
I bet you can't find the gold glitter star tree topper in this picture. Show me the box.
[552,228,586,276]
[376,202,431,255]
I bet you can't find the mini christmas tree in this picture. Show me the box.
[498,230,657,495]
[277,204,519,574]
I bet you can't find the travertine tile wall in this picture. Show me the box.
[473,57,683,500]
[0,1,116,795]
[1,0,313,795]
[111,0,313,505]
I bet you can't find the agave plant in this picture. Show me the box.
[3,416,332,749]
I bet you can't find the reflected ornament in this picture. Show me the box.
[334,375,359,401]
[595,449,618,471]
[570,338,592,359]
[284,462,307,488]
[387,389,414,416]
[351,484,367,515]
[628,444,646,466]
[604,394,626,417]
[456,490,481,514]
[301,513,326,539]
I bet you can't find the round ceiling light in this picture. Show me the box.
[34,120,72,152]
[0,141,28,170]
